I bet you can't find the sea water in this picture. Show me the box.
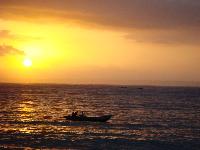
[0,84,200,149]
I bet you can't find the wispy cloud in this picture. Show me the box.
[0,29,41,41]
[0,30,15,39]
[0,45,25,56]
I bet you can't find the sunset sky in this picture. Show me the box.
[0,0,200,86]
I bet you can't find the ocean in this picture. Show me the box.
[0,84,199,149]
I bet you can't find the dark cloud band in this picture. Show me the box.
[0,0,200,45]
[0,0,200,29]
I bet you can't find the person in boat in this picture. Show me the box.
[72,111,78,117]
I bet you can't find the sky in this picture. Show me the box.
[0,0,200,86]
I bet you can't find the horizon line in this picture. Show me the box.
[0,81,200,88]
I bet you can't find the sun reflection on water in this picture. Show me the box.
[17,101,36,122]
[19,103,35,113]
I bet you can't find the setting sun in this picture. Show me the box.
[23,58,32,67]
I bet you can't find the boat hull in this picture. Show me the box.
[64,115,112,122]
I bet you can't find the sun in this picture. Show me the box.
[23,58,32,67]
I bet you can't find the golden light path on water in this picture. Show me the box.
[11,96,102,136]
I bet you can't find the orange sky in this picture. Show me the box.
[0,0,200,86]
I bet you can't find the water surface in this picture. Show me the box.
[0,84,200,149]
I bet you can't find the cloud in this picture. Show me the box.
[0,30,15,39]
[125,29,200,45]
[0,29,41,41]
[0,45,25,56]
[0,0,200,44]
[0,0,200,29]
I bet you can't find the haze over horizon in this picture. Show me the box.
[0,0,200,86]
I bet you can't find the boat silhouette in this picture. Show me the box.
[64,114,112,122]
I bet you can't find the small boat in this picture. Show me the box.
[64,114,112,122]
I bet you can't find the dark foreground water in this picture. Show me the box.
[0,84,200,149]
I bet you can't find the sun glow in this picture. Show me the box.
[23,58,32,67]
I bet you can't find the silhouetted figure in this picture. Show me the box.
[72,111,78,117]
[74,111,78,116]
